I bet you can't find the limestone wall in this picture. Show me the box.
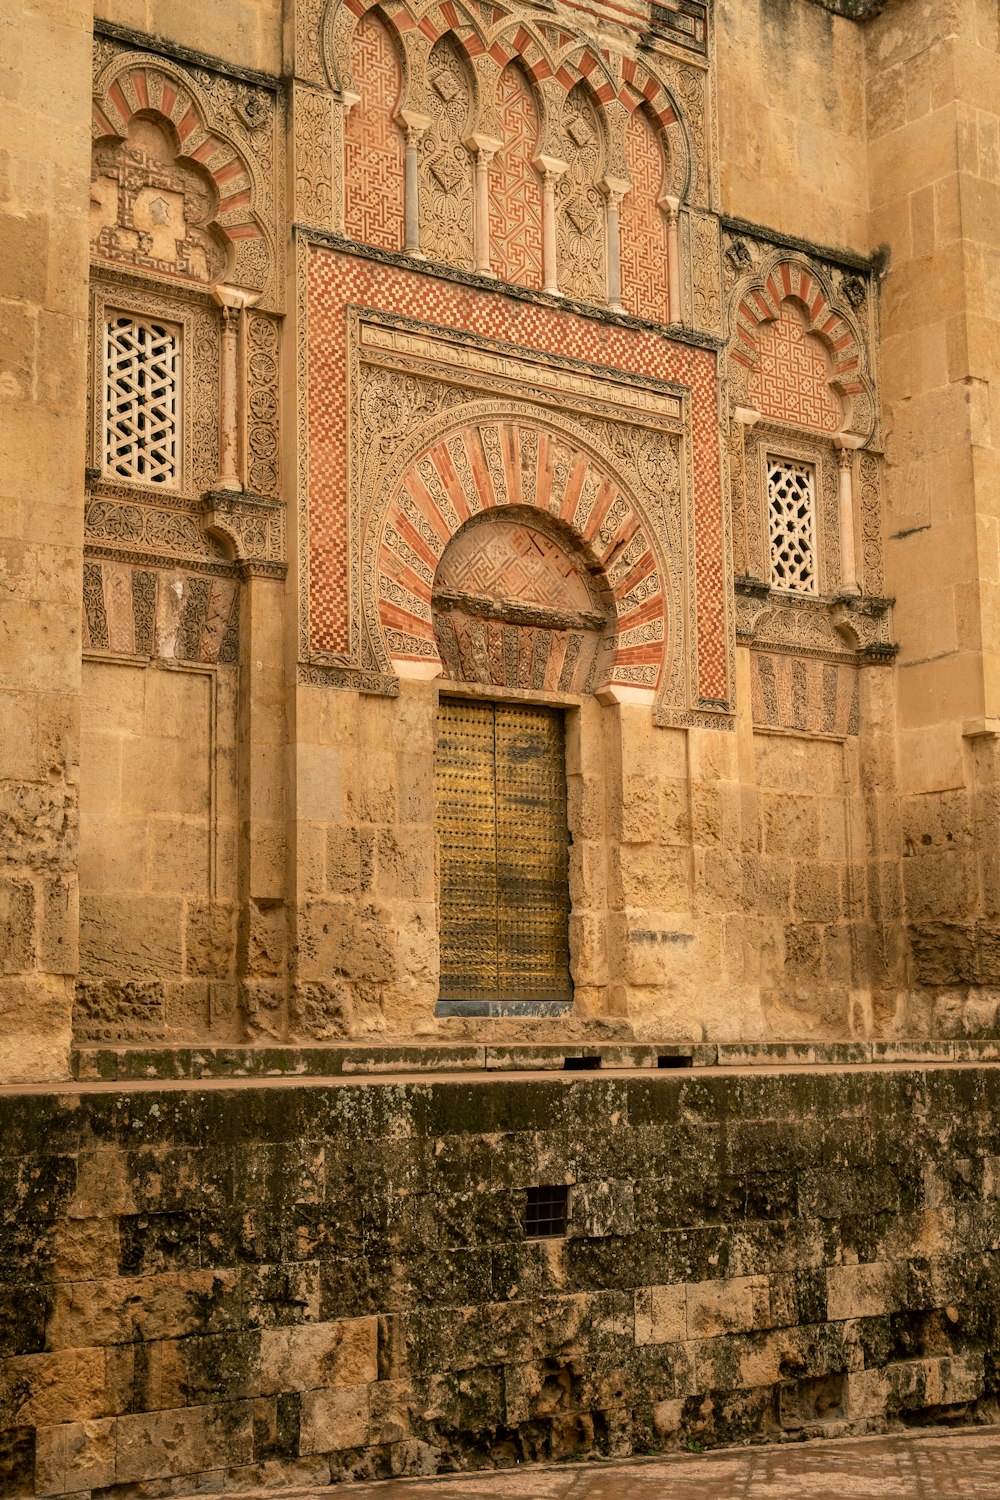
[77,659,240,1042]
[867,0,1000,1030]
[0,1064,998,1494]
[0,0,93,1083]
[715,0,869,251]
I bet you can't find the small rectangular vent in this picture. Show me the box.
[658,1055,693,1069]
[563,1055,600,1071]
[524,1184,569,1238]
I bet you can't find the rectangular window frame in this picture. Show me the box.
[89,280,209,501]
[766,451,819,597]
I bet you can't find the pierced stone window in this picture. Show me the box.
[768,455,817,594]
[103,314,180,486]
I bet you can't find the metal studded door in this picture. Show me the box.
[436,698,572,1006]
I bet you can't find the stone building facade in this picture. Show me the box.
[4,0,1000,1078]
[2,0,1000,1076]
[6,3,1000,1491]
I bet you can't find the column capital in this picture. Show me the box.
[533,153,568,183]
[602,174,631,206]
[466,132,502,161]
[396,108,432,145]
[659,193,681,225]
[212,284,261,315]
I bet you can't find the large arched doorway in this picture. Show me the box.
[432,511,609,1010]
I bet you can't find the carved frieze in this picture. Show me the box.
[82,557,240,664]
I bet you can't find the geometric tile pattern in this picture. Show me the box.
[732,260,863,428]
[751,301,842,433]
[305,246,728,704]
[620,106,670,324]
[489,65,543,289]
[343,11,405,252]
[436,522,594,613]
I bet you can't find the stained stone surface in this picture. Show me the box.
[182,1429,1000,1498]
[4,1067,1000,1494]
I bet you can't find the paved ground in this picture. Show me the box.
[322,1429,1000,1498]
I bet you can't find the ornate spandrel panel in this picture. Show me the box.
[556,84,607,306]
[419,36,475,269]
[300,244,735,727]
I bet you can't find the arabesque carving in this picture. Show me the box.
[419,36,475,268]
[556,84,606,305]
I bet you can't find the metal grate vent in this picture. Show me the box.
[524,1184,569,1238]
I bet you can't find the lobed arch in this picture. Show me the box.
[727,254,875,441]
[91,54,272,293]
[363,407,672,698]
[324,0,694,203]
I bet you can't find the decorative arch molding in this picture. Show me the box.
[726,253,875,442]
[362,405,672,700]
[322,0,695,205]
[91,53,275,299]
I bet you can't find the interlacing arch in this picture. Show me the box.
[728,255,875,440]
[91,55,271,287]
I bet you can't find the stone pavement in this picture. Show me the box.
[321,1429,1000,1498]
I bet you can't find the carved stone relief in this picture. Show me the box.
[750,651,860,736]
[858,452,886,597]
[293,84,335,231]
[246,312,281,499]
[556,84,606,305]
[91,117,227,285]
[419,36,475,268]
[82,558,240,664]
[92,44,282,310]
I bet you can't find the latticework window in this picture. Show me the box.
[103,315,180,485]
[768,456,817,593]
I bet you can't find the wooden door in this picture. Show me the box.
[435,698,571,1006]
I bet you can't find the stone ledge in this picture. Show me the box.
[69,1036,1000,1082]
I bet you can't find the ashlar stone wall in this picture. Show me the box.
[0,0,93,1083]
[1,1065,998,1495]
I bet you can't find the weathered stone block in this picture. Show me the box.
[259,1319,377,1395]
[115,1401,254,1483]
[298,1385,369,1455]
